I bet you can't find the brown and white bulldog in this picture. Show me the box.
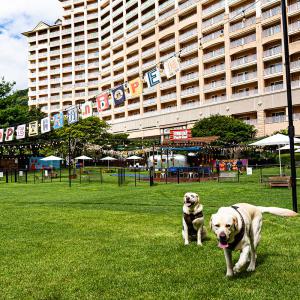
[210,203,298,276]
[182,192,207,246]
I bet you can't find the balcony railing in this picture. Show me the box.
[181,58,198,68]
[179,29,198,41]
[289,21,300,33]
[231,54,257,68]
[181,87,199,97]
[231,71,257,84]
[204,63,225,75]
[265,115,286,124]
[160,79,176,88]
[203,48,225,60]
[262,5,281,19]
[264,82,284,92]
[291,60,300,70]
[263,24,281,37]
[231,89,258,99]
[202,13,224,28]
[204,80,226,91]
[229,16,256,32]
[161,93,177,102]
[288,2,300,14]
[230,33,256,48]
[202,1,225,17]
[181,72,199,82]
[263,45,282,57]
[264,64,282,75]
[202,29,224,43]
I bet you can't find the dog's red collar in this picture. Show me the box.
[227,206,245,251]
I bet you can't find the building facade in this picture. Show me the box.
[23,0,300,139]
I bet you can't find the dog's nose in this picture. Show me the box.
[219,232,227,241]
[186,197,190,201]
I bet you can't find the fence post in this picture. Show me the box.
[25,170,28,184]
[149,166,154,186]
[14,169,17,183]
[6,170,8,183]
[100,168,103,184]
[238,170,240,183]
[34,169,36,184]
[177,170,180,184]
[134,168,137,187]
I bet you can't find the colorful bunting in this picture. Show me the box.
[28,121,38,136]
[96,93,110,112]
[5,127,15,141]
[112,85,126,106]
[81,101,93,119]
[53,112,64,129]
[0,129,3,143]
[16,124,26,140]
[41,117,51,134]
[129,77,143,97]
[164,56,180,79]
[67,105,79,125]
[145,67,161,88]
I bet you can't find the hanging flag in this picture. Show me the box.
[164,56,180,78]
[28,121,38,136]
[96,93,110,112]
[5,127,14,141]
[81,101,93,119]
[129,77,143,97]
[67,105,79,125]
[0,129,3,143]
[112,85,126,106]
[53,112,64,129]
[16,124,26,140]
[41,117,51,134]
[145,67,161,88]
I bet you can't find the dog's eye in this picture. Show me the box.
[215,224,220,227]
[225,224,231,228]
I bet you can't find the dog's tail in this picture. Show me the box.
[257,206,298,217]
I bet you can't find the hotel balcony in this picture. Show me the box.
[203,47,225,61]
[179,29,198,42]
[231,71,257,86]
[229,16,256,33]
[263,45,282,60]
[202,29,224,44]
[181,87,199,97]
[204,79,226,92]
[203,63,225,76]
[291,60,300,72]
[231,89,258,99]
[180,58,199,69]
[160,92,177,103]
[180,72,199,83]
[262,24,281,38]
[202,13,224,30]
[288,2,300,15]
[231,54,257,69]
[160,79,177,89]
[230,33,256,48]
[202,1,225,18]
[262,5,281,19]
[264,64,282,76]
[265,115,286,124]
[229,3,256,19]
[264,82,284,92]
[289,21,300,34]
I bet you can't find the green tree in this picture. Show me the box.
[192,114,256,145]
[0,78,45,127]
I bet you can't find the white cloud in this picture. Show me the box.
[0,0,62,90]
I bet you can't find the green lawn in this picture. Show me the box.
[0,170,299,299]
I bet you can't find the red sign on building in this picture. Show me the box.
[170,129,192,141]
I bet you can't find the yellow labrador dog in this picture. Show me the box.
[182,192,207,246]
[210,203,297,276]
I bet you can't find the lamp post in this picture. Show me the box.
[281,0,298,212]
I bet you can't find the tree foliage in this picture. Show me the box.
[0,78,45,127]
[192,115,256,145]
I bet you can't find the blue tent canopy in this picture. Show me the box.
[161,146,202,151]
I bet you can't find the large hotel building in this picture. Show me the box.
[23,0,300,139]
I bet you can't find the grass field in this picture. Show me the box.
[0,169,299,299]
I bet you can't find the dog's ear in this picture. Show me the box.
[196,193,200,203]
[232,216,238,231]
[209,214,214,230]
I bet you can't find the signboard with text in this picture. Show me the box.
[170,129,192,141]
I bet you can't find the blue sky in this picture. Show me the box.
[0,0,61,90]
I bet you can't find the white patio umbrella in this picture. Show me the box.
[40,155,63,161]
[278,145,300,150]
[75,155,92,169]
[250,134,300,175]
[100,156,117,169]
[126,155,142,167]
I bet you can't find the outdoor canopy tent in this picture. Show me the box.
[100,156,117,169]
[75,155,92,169]
[250,133,300,175]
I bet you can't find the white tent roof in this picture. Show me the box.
[75,155,92,160]
[40,155,63,161]
[100,156,117,161]
[126,155,142,160]
[278,145,300,150]
[249,133,300,146]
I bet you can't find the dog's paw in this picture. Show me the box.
[246,264,256,272]
[197,242,203,246]
[233,265,241,274]
[184,241,189,246]
[226,271,234,277]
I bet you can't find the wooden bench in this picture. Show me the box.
[268,176,291,188]
[218,172,238,182]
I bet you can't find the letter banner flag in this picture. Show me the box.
[145,67,161,88]
[129,77,143,97]
[5,127,14,141]
[41,117,51,134]
[16,124,26,140]
[0,129,3,143]
[67,105,79,125]
[81,101,93,119]
[96,93,110,112]
[164,56,180,79]
[28,121,38,137]
[112,85,126,106]
[53,112,64,130]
